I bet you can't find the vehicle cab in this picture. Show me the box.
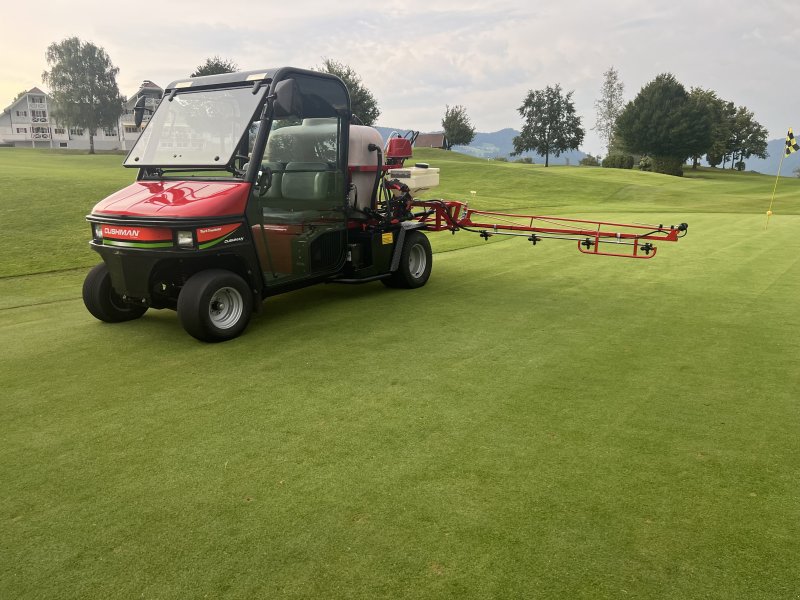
[83,67,432,341]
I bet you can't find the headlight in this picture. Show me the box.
[177,230,194,248]
[93,223,103,239]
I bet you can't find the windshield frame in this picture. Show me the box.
[124,84,268,172]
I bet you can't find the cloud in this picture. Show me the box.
[2,0,798,154]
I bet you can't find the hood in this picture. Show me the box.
[92,180,251,218]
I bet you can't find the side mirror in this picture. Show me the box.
[273,79,302,118]
[257,166,273,197]
[133,96,146,128]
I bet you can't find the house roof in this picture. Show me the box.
[2,87,49,113]
[414,132,447,148]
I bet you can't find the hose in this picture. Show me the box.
[368,143,383,208]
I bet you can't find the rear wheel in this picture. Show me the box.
[178,269,253,342]
[83,263,148,323]
[383,230,433,289]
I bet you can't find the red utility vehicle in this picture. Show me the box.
[84,67,687,342]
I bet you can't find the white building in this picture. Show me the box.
[0,81,163,150]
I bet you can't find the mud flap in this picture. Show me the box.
[390,221,426,272]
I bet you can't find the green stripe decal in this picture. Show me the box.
[198,231,236,250]
[103,240,173,249]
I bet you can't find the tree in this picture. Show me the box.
[42,37,123,154]
[13,90,28,102]
[512,84,584,167]
[190,56,238,77]
[725,107,768,169]
[704,98,735,168]
[441,105,476,150]
[614,73,712,176]
[316,59,380,126]
[687,88,729,169]
[593,66,625,154]
[794,166,800,178]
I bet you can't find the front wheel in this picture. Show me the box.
[177,269,253,342]
[383,230,433,289]
[83,263,148,323]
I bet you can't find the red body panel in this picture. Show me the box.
[92,181,251,218]
[196,223,241,243]
[102,224,171,241]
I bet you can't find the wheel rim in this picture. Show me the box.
[208,286,244,329]
[408,243,427,278]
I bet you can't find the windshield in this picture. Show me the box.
[124,86,266,169]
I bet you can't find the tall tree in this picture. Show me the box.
[726,107,768,170]
[317,59,380,126]
[42,37,123,154]
[704,98,735,168]
[593,66,625,154]
[190,56,238,77]
[686,87,727,169]
[615,73,712,176]
[441,104,476,150]
[512,84,584,167]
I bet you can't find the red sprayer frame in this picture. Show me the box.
[410,200,687,259]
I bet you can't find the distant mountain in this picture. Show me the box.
[732,137,800,176]
[375,126,588,165]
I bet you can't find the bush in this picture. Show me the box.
[602,153,634,169]
[579,155,600,167]
[514,157,534,164]
[639,155,653,171]
[651,156,684,176]
[493,156,509,162]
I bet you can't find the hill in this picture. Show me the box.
[376,126,589,164]
[731,136,800,175]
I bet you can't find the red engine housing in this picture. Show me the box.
[385,137,413,162]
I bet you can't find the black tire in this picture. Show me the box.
[177,269,253,342]
[383,230,433,289]
[83,262,148,323]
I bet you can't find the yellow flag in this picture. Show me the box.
[786,128,799,156]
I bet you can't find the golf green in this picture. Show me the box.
[2,148,799,598]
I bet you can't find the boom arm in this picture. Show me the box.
[410,200,688,259]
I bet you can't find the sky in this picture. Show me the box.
[1,0,797,155]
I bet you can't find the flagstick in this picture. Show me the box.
[766,152,786,231]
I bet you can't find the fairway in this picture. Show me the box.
[2,148,799,598]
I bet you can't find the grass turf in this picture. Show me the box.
[1,148,799,598]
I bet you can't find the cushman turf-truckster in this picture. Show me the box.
[84,67,687,342]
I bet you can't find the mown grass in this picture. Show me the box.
[1,147,799,599]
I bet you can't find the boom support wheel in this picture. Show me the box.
[383,230,433,289]
[178,269,253,342]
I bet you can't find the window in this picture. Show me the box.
[124,86,266,167]
[125,125,141,134]
[32,127,50,134]
[103,128,118,137]
[54,128,66,135]
[59,142,68,148]
[69,127,84,136]
[16,110,27,117]
[16,127,28,133]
